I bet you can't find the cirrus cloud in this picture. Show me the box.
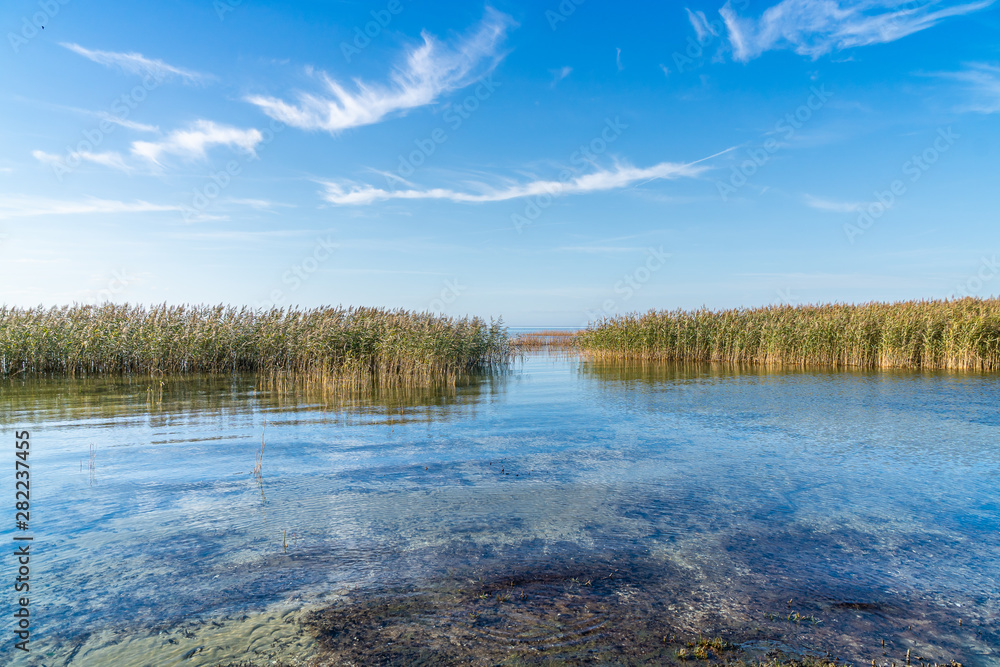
[33,149,131,173]
[61,42,208,82]
[319,155,723,206]
[245,8,515,134]
[932,62,1000,113]
[0,196,185,220]
[130,120,263,164]
[719,0,995,62]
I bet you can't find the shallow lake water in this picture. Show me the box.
[1,352,998,666]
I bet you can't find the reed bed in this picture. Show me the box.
[576,298,1000,370]
[0,304,512,386]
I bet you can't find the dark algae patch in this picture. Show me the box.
[296,550,987,666]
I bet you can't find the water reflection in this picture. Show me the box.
[0,369,509,426]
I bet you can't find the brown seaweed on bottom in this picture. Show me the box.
[291,552,981,666]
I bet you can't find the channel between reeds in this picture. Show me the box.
[511,330,579,352]
[0,304,512,388]
[576,298,1000,370]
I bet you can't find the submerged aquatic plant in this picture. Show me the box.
[88,443,96,486]
[253,420,266,478]
[576,298,1000,370]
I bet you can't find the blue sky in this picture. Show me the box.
[1,0,999,326]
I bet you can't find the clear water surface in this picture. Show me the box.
[1,352,997,665]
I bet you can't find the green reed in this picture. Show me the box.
[0,304,512,386]
[576,297,1000,370]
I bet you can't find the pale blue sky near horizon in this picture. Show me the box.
[1,0,999,326]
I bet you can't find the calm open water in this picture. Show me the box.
[1,352,998,665]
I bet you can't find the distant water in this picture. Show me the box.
[1,354,997,665]
[508,325,582,335]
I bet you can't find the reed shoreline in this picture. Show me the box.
[6,298,999,381]
[0,304,512,387]
[575,297,1000,371]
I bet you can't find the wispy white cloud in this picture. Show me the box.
[320,157,717,206]
[32,149,131,172]
[32,120,258,172]
[556,245,647,254]
[687,8,720,42]
[803,194,864,212]
[166,230,315,242]
[720,0,995,62]
[61,42,207,82]
[549,66,573,87]
[616,47,624,71]
[245,9,514,133]
[97,112,159,133]
[225,198,297,209]
[0,196,184,219]
[933,62,1000,113]
[131,120,263,164]
[8,99,161,133]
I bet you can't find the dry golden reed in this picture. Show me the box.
[576,298,1000,370]
[0,304,512,386]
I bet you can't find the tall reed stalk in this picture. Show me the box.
[576,298,1000,370]
[0,304,512,386]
